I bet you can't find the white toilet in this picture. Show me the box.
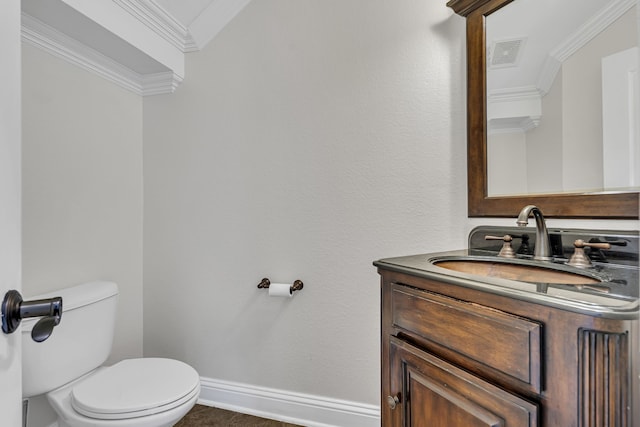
[22,281,200,427]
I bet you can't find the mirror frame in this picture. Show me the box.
[448,0,639,219]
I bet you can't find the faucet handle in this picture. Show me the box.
[566,239,611,268]
[485,235,516,258]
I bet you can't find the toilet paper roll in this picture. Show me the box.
[268,283,293,298]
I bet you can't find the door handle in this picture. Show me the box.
[1,290,63,342]
[387,394,401,410]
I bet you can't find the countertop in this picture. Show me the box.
[374,249,639,320]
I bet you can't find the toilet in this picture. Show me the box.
[22,281,200,427]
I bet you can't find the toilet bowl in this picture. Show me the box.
[22,282,200,427]
[47,358,200,427]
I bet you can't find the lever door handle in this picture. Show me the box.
[1,290,63,342]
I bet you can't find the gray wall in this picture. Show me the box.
[22,44,144,364]
[0,1,23,424]
[142,0,467,405]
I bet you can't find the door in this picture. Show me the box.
[602,46,639,189]
[389,337,538,427]
[0,1,23,426]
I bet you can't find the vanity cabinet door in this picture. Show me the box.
[389,336,538,427]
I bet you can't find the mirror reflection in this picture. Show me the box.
[486,0,638,197]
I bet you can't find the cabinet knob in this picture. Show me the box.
[387,394,400,409]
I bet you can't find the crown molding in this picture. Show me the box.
[537,0,635,94]
[113,0,252,52]
[22,12,180,96]
[487,86,542,134]
[488,116,541,135]
[536,56,562,96]
[488,86,541,102]
[550,0,635,62]
[141,71,183,96]
[113,0,199,53]
[21,0,250,95]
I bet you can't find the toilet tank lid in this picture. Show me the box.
[23,281,118,316]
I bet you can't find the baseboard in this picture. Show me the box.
[198,377,381,427]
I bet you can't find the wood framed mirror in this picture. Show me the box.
[448,0,639,218]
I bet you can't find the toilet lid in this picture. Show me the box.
[71,358,199,420]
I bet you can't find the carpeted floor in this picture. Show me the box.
[175,404,303,427]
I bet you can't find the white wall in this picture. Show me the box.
[526,70,564,194]
[487,132,528,196]
[21,44,144,364]
[0,2,23,425]
[143,0,467,407]
[562,7,636,192]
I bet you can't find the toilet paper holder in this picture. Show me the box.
[257,278,304,293]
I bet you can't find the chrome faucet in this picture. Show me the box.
[516,205,552,261]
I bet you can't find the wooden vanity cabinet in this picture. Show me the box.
[379,268,635,427]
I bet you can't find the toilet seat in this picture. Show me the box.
[70,358,200,420]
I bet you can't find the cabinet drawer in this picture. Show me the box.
[391,283,542,392]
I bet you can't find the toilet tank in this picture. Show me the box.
[21,281,119,398]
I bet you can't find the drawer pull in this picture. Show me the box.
[387,394,401,409]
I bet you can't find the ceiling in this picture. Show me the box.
[485,0,636,133]
[486,0,636,95]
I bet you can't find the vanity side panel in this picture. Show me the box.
[578,329,629,427]
[380,273,399,426]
